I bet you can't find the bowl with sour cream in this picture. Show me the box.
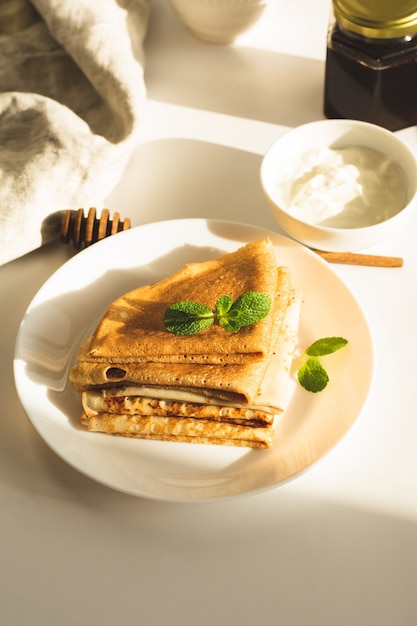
[260,119,417,252]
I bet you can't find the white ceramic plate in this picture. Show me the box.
[14,219,374,501]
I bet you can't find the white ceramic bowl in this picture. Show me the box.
[260,119,417,252]
[168,0,268,45]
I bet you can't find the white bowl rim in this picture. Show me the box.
[260,118,417,233]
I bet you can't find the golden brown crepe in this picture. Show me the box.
[82,391,276,448]
[71,359,272,404]
[81,414,275,448]
[77,238,288,365]
[70,239,302,448]
[82,392,275,426]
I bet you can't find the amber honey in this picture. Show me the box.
[324,0,417,131]
[324,22,417,131]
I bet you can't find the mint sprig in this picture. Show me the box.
[164,292,271,335]
[297,337,348,392]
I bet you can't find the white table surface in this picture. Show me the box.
[2,0,417,624]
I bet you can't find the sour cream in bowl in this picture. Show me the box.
[260,119,417,252]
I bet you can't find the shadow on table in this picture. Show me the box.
[105,137,281,232]
[145,2,324,128]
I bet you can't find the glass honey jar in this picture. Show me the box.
[324,0,417,131]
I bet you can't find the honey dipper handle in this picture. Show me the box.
[60,208,131,249]
[313,249,403,267]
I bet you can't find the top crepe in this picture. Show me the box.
[77,238,291,365]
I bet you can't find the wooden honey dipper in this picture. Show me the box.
[59,208,402,267]
[60,208,131,249]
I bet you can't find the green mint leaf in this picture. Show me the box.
[215,295,233,318]
[297,356,329,393]
[219,292,271,329]
[231,292,271,326]
[305,337,348,357]
[164,301,214,335]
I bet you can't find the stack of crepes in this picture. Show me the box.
[69,238,302,448]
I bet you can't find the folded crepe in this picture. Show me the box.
[70,238,302,448]
[77,238,284,365]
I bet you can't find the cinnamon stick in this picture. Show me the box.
[312,250,403,268]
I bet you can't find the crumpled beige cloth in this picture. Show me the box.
[0,0,150,265]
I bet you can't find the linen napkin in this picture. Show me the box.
[0,0,150,266]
